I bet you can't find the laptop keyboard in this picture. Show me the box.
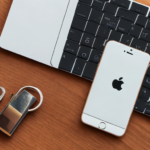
[59,0,150,116]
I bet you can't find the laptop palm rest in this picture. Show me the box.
[0,0,70,66]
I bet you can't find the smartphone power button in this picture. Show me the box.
[99,122,106,129]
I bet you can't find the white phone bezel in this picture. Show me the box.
[82,114,126,137]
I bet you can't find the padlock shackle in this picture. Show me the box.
[14,86,43,112]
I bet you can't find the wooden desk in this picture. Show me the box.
[0,0,150,149]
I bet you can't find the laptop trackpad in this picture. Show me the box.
[0,0,70,65]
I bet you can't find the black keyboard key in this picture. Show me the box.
[64,41,79,55]
[90,49,102,63]
[80,0,93,5]
[89,8,103,23]
[135,99,146,112]
[140,29,150,43]
[145,47,150,54]
[72,16,86,31]
[117,8,138,22]
[81,33,95,47]
[73,58,86,75]
[117,19,132,33]
[139,87,150,101]
[149,12,150,18]
[130,2,149,15]
[93,38,105,50]
[78,46,91,60]
[97,25,111,39]
[101,13,119,29]
[82,62,98,80]
[92,0,105,10]
[129,25,142,38]
[85,21,99,35]
[146,66,150,76]
[145,106,150,116]
[136,15,148,27]
[111,0,130,9]
[143,76,150,89]
[121,34,132,46]
[103,3,118,15]
[146,19,150,29]
[76,3,91,19]
[131,39,147,51]
[59,52,76,72]
[109,31,122,42]
[68,28,82,43]
[147,43,150,47]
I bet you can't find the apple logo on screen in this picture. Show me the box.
[112,77,124,91]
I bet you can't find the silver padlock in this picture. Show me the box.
[0,86,43,136]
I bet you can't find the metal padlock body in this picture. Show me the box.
[0,90,36,136]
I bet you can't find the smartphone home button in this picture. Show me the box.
[99,122,106,129]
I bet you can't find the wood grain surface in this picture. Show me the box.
[0,0,150,149]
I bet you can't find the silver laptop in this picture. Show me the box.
[1,0,150,117]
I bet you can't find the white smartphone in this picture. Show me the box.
[82,41,150,137]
